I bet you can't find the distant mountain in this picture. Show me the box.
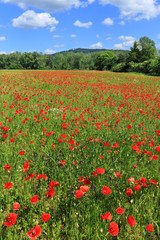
[53,48,129,56]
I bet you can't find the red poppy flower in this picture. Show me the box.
[115,207,124,214]
[79,185,90,192]
[4,182,13,189]
[152,155,158,160]
[49,181,60,188]
[104,142,109,147]
[114,172,122,178]
[134,184,141,191]
[108,222,119,236]
[128,177,135,183]
[102,186,112,195]
[155,146,160,153]
[83,179,91,185]
[126,188,133,196]
[35,174,48,180]
[4,164,12,171]
[19,150,25,155]
[127,215,136,226]
[140,177,147,183]
[30,195,39,203]
[75,190,84,199]
[45,188,55,198]
[26,225,42,240]
[13,202,20,210]
[41,213,50,222]
[101,212,112,221]
[3,213,17,227]
[96,168,105,175]
[60,160,66,166]
[149,179,158,185]
[146,224,154,232]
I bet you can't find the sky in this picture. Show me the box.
[0,0,160,54]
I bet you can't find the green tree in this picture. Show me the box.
[95,51,118,70]
[129,36,156,63]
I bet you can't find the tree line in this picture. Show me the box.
[0,36,160,75]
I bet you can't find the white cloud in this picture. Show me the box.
[2,0,82,12]
[118,20,125,25]
[90,42,103,48]
[105,37,111,40]
[157,34,160,39]
[114,35,136,49]
[45,48,56,54]
[74,20,92,28]
[99,0,160,20]
[54,44,64,48]
[0,36,6,41]
[12,10,59,31]
[53,35,63,38]
[119,35,135,41]
[102,18,114,26]
[70,34,77,38]
[0,51,7,54]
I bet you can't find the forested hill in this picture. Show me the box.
[53,48,128,56]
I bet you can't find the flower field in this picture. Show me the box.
[0,70,159,239]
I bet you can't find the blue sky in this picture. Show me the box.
[0,0,160,54]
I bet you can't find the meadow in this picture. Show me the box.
[0,70,159,240]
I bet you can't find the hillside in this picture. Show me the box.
[53,48,129,55]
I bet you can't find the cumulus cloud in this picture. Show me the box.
[90,42,103,48]
[2,0,82,12]
[74,20,92,28]
[70,34,77,37]
[45,48,56,54]
[102,18,114,26]
[0,51,7,54]
[12,10,59,31]
[114,35,136,49]
[99,0,160,20]
[0,36,6,40]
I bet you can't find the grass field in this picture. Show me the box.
[0,70,159,239]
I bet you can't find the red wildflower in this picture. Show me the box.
[41,213,50,222]
[3,213,17,227]
[60,160,66,166]
[96,168,105,175]
[140,177,147,183]
[115,207,124,214]
[19,150,25,155]
[104,142,109,147]
[13,202,20,210]
[155,146,160,153]
[35,174,48,180]
[101,212,112,221]
[114,172,122,178]
[75,190,84,199]
[4,182,13,189]
[134,184,141,191]
[128,177,135,183]
[49,181,60,188]
[152,155,158,160]
[26,225,42,240]
[102,186,112,195]
[45,188,55,198]
[127,215,136,226]
[108,222,119,236]
[30,195,39,203]
[146,224,154,232]
[4,164,12,171]
[83,179,91,185]
[149,179,158,185]
[126,188,133,196]
[79,185,90,192]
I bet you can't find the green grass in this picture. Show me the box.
[0,70,159,239]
